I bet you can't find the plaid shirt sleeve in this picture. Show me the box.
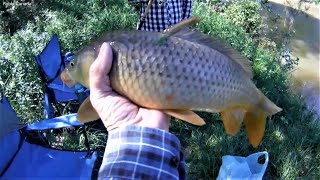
[182,0,192,19]
[129,0,192,32]
[98,126,186,180]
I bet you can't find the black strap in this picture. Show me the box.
[36,54,64,85]
[82,125,92,158]
[137,19,146,30]
[0,128,26,177]
[0,85,3,100]
[137,0,153,30]
[47,57,65,84]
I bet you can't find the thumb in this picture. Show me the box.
[89,42,113,93]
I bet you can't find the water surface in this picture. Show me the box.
[264,0,319,117]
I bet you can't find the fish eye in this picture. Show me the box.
[70,62,74,67]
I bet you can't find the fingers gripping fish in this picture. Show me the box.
[61,17,282,147]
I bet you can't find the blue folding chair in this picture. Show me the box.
[33,33,95,170]
[0,94,97,179]
[35,34,89,119]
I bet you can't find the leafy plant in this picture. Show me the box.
[0,0,137,123]
[1,0,319,179]
[223,0,262,37]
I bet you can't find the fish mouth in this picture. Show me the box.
[60,71,76,87]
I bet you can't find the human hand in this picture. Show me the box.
[89,43,170,131]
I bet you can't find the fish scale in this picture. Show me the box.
[61,18,282,147]
[104,31,256,111]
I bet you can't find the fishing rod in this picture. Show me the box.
[137,0,153,30]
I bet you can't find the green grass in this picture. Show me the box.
[1,0,319,179]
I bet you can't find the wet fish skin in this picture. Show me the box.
[106,31,256,111]
[61,18,282,147]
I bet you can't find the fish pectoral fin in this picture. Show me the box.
[243,109,267,148]
[77,97,100,123]
[220,109,245,135]
[164,110,206,126]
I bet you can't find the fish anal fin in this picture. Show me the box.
[164,109,206,126]
[243,109,267,148]
[77,97,100,123]
[221,109,245,135]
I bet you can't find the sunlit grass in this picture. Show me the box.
[0,0,319,179]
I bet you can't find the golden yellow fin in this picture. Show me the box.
[243,109,267,148]
[221,109,245,135]
[241,91,281,147]
[164,110,206,126]
[163,17,201,36]
[77,97,100,123]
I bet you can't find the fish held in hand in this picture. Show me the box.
[60,17,282,147]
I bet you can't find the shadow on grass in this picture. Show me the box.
[1,0,44,34]
[170,103,319,179]
[0,0,131,35]
[1,0,319,179]
[169,2,320,178]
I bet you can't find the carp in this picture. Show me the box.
[61,18,282,147]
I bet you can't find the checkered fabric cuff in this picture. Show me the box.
[128,0,192,32]
[98,126,186,180]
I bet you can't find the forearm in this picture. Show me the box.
[98,126,186,180]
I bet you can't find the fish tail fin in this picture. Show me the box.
[243,109,267,148]
[221,109,245,135]
[221,107,267,147]
[243,91,282,147]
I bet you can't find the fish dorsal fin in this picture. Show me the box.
[173,29,253,78]
[163,17,201,36]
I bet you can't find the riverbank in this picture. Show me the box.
[1,0,319,178]
[263,0,320,117]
